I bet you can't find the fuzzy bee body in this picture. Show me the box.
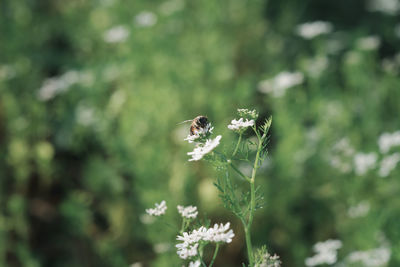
[190,116,209,135]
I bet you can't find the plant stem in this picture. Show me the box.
[208,243,220,267]
[244,136,263,266]
[232,133,243,157]
[180,219,186,234]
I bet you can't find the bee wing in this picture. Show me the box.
[177,119,193,125]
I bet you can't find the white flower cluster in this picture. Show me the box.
[228,118,255,131]
[348,201,370,218]
[257,253,281,267]
[146,200,167,216]
[177,205,198,219]
[378,131,400,153]
[184,123,213,143]
[38,70,93,101]
[295,21,333,39]
[176,223,235,259]
[378,153,400,177]
[187,135,221,161]
[237,108,259,119]
[258,71,304,97]
[354,152,378,176]
[329,138,355,173]
[103,25,130,43]
[187,260,201,267]
[347,247,391,267]
[305,239,342,267]
[357,36,381,51]
[135,11,157,27]
[367,0,400,15]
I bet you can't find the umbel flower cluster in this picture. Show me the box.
[145,109,280,267]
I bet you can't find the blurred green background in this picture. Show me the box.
[1,0,400,266]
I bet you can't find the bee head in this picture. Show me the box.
[198,116,208,127]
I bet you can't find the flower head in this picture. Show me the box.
[296,21,333,39]
[258,71,304,97]
[177,205,198,219]
[305,239,342,267]
[103,25,130,43]
[145,200,167,216]
[228,118,255,132]
[237,108,259,120]
[184,123,213,143]
[188,260,201,267]
[187,135,221,161]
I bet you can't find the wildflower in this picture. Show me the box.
[228,118,255,131]
[305,239,342,267]
[187,135,221,161]
[354,152,377,176]
[146,200,167,216]
[347,247,391,267]
[177,205,198,219]
[367,0,400,15]
[295,21,333,39]
[176,223,235,259]
[135,11,157,27]
[237,108,259,120]
[103,25,129,43]
[258,253,282,267]
[348,201,370,218]
[258,71,304,97]
[378,153,400,177]
[38,70,83,101]
[188,260,201,267]
[357,36,381,50]
[378,131,400,153]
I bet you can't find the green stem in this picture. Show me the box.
[244,136,263,266]
[232,133,243,157]
[180,219,186,234]
[208,243,220,267]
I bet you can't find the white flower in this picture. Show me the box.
[258,71,304,97]
[347,247,391,267]
[187,135,221,161]
[177,205,198,219]
[38,70,83,101]
[367,0,400,15]
[188,260,201,267]
[306,56,329,78]
[258,252,282,267]
[378,131,400,153]
[103,25,129,43]
[354,152,377,176]
[228,118,255,131]
[357,36,381,50]
[135,11,157,27]
[176,222,235,259]
[237,108,259,119]
[145,200,167,216]
[296,21,333,39]
[348,201,370,218]
[305,239,342,267]
[184,124,213,143]
[379,153,400,177]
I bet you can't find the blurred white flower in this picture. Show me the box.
[378,131,400,153]
[367,0,400,15]
[296,21,333,39]
[357,36,381,50]
[237,108,259,119]
[328,138,355,173]
[258,252,282,267]
[130,262,143,267]
[187,135,221,161]
[38,70,82,101]
[159,0,185,15]
[305,239,342,266]
[103,25,130,43]
[154,242,171,254]
[177,205,198,219]
[76,105,96,126]
[354,152,377,176]
[348,201,370,218]
[306,56,329,78]
[146,200,167,216]
[258,71,304,97]
[347,247,391,267]
[188,260,201,267]
[0,65,16,80]
[135,11,157,27]
[176,222,234,259]
[228,118,255,131]
[378,153,400,177]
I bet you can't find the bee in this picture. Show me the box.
[179,115,210,136]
